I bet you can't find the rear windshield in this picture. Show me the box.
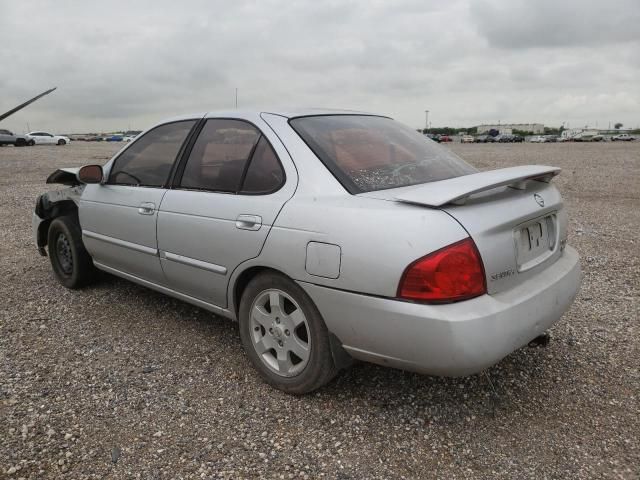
[290,115,476,193]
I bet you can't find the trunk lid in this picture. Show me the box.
[441,181,567,294]
[361,166,568,295]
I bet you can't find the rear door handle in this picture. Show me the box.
[236,214,262,231]
[138,202,156,215]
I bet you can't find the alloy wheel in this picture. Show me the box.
[249,289,311,377]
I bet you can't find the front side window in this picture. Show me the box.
[180,119,284,194]
[290,115,476,193]
[108,120,195,187]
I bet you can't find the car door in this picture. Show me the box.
[157,117,295,307]
[80,119,197,284]
[39,133,53,144]
[31,132,49,144]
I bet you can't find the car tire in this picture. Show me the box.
[28,139,35,146]
[57,139,66,145]
[239,272,337,394]
[47,215,97,289]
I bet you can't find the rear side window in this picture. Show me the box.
[108,121,195,187]
[179,119,285,194]
[180,119,260,192]
[290,115,476,193]
[241,137,285,194]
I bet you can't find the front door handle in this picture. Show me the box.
[138,202,156,215]
[236,214,262,231]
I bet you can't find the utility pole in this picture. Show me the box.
[424,110,429,132]
[235,88,238,109]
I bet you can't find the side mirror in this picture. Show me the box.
[78,164,103,184]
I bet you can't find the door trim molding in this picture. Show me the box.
[162,251,227,275]
[82,230,158,256]
[93,261,233,319]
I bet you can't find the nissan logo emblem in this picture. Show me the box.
[534,193,545,207]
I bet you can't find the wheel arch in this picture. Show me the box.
[35,197,79,249]
[231,265,282,319]
[230,264,353,370]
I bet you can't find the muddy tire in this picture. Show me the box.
[47,215,97,289]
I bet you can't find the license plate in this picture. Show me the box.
[516,216,554,270]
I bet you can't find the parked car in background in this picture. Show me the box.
[475,135,496,143]
[27,132,71,145]
[544,135,558,143]
[424,133,441,143]
[511,135,525,143]
[438,134,453,143]
[106,135,123,142]
[0,129,34,146]
[32,109,581,393]
[497,134,517,143]
[460,135,474,143]
[611,133,635,141]
[123,135,138,142]
[530,136,547,143]
[573,131,603,142]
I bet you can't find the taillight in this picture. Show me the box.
[398,237,486,303]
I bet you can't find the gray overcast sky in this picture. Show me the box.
[1,0,638,133]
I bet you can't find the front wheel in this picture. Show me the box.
[57,139,66,145]
[47,215,97,288]
[239,272,337,394]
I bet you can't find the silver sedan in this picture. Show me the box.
[32,109,581,393]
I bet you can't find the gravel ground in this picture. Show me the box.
[1,141,638,479]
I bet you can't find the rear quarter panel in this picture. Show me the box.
[253,194,469,298]
[246,111,470,300]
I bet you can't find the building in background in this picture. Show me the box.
[476,123,545,134]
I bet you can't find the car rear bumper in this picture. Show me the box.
[299,246,581,376]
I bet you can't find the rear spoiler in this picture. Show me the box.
[395,165,561,207]
[46,167,81,186]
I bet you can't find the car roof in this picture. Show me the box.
[162,108,383,122]
[257,107,381,119]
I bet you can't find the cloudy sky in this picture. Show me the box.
[1,0,638,133]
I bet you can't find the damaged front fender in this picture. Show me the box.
[46,167,81,186]
[33,185,85,255]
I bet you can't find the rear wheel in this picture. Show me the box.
[47,215,97,288]
[239,272,337,394]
